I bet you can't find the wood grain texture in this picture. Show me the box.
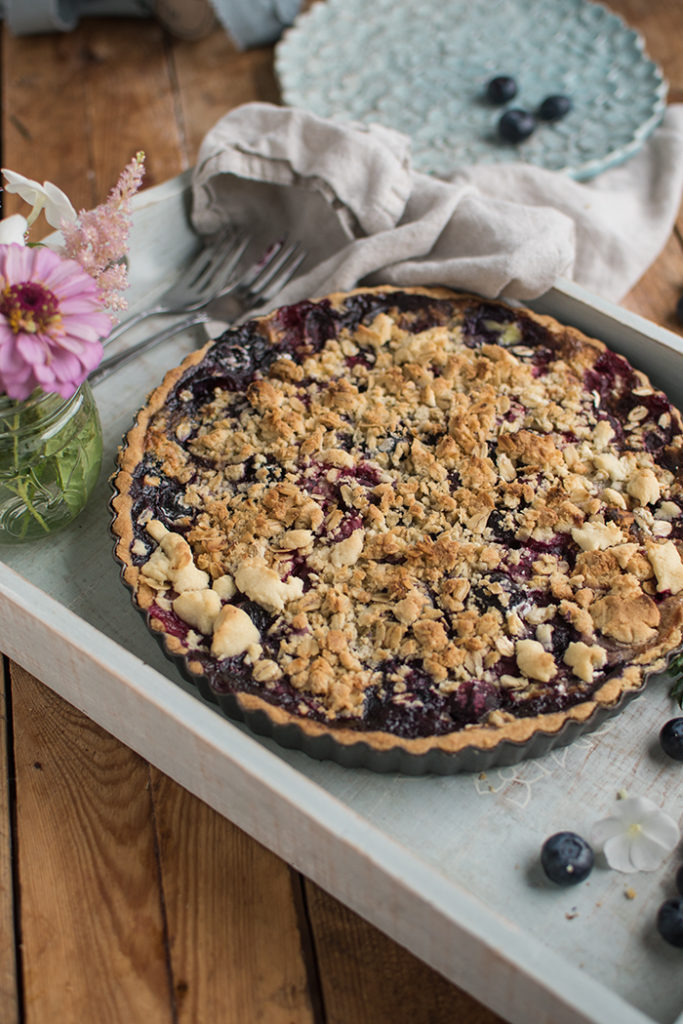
[11,666,173,1024]
[170,32,281,158]
[0,661,19,1024]
[1,18,184,216]
[2,3,683,1024]
[150,768,318,1023]
[609,0,683,253]
[304,881,506,1024]
[608,0,683,100]
[73,20,186,196]
[622,230,683,330]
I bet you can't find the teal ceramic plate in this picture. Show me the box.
[275,0,667,181]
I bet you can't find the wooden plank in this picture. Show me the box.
[11,666,173,1024]
[622,230,683,330]
[304,880,506,1024]
[607,0,683,247]
[168,30,281,159]
[608,0,683,101]
[78,19,187,194]
[2,29,90,207]
[150,767,319,1024]
[587,1,683,323]
[614,0,683,338]
[1,18,184,215]
[0,660,19,1024]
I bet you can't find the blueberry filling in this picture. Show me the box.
[364,671,502,738]
[122,291,683,743]
[583,350,676,452]
[128,456,193,545]
[471,572,526,613]
[338,290,455,336]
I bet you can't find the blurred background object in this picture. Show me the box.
[153,0,217,40]
[0,0,152,34]
[0,0,303,46]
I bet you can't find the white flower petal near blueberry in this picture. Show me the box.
[592,795,680,874]
[540,795,680,887]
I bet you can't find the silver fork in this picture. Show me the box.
[103,228,251,347]
[90,240,306,386]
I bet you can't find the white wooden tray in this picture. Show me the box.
[2,173,683,1024]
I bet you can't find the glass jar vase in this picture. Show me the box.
[0,383,103,544]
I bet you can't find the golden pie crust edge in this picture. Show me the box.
[110,285,683,761]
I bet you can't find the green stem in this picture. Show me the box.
[1,409,51,535]
[13,474,50,533]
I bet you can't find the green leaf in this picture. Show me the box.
[0,388,102,540]
[54,443,87,513]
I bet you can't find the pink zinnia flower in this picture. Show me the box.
[0,243,111,400]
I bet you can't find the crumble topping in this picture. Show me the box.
[117,289,683,741]
[647,540,683,595]
[234,559,304,613]
[212,604,261,659]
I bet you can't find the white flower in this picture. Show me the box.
[592,795,680,873]
[0,214,28,245]
[2,168,77,229]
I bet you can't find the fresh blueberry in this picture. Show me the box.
[498,109,536,144]
[657,898,683,947]
[676,864,683,896]
[660,718,683,761]
[486,75,518,105]
[541,831,594,885]
[538,94,572,121]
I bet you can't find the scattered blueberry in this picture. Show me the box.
[657,898,683,947]
[498,109,536,144]
[486,75,518,105]
[676,864,683,896]
[538,94,572,121]
[659,718,683,761]
[541,831,594,886]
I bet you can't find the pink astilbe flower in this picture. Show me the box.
[60,152,145,312]
[0,243,112,400]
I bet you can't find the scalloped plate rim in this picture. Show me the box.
[274,0,669,182]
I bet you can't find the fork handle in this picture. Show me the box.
[102,306,162,347]
[90,310,209,386]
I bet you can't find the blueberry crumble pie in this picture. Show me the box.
[111,286,683,766]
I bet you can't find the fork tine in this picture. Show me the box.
[257,247,307,303]
[235,238,288,291]
[247,241,303,296]
[190,229,250,293]
[182,227,235,287]
[203,231,252,293]
[90,239,309,384]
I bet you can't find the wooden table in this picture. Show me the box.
[1,2,683,1021]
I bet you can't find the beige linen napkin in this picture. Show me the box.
[191,101,683,306]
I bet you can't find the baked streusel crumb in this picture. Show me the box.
[111,287,683,757]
